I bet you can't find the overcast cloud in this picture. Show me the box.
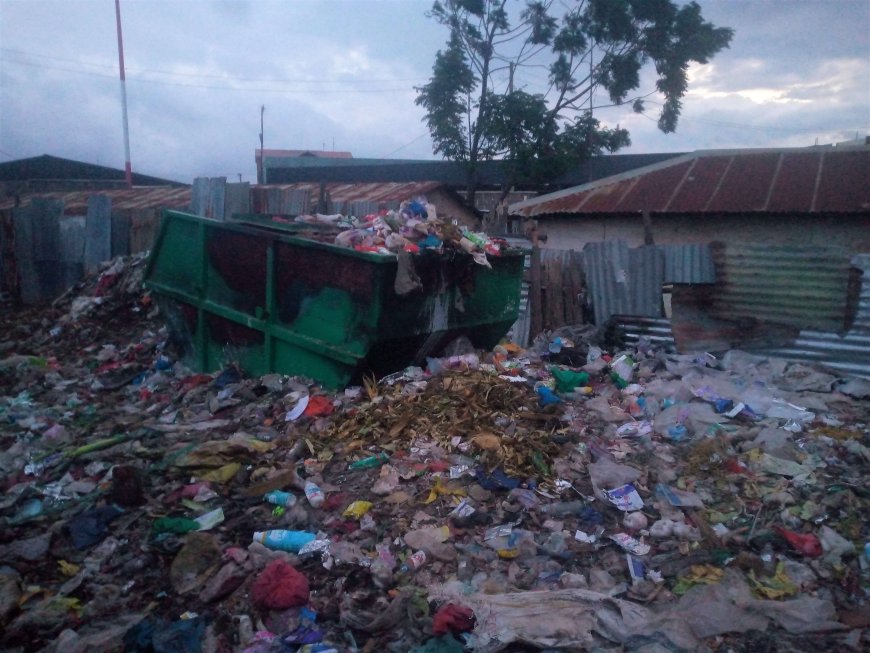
[1,0,867,183]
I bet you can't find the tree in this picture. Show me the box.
[416,0,733,209]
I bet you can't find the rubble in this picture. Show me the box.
[0,254,868,652]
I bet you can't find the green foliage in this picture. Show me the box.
[416,0,733,193]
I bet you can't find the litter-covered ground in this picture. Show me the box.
[1,255,868,653]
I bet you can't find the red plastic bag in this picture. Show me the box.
[432,602,475,635]
[304,395,334,417]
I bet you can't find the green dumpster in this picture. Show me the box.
[144,210,524,389]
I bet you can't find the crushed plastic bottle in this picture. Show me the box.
[264,490,297,508]
[349,452,390,470]
[252,529,316,553]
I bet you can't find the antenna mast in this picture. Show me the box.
[114,0,133,188]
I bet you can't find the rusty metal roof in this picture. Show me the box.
[0,186,192,214]
[0,181,446,215]
[255,181,443,203]
[511,145,870,217]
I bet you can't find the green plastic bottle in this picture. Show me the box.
[349,452,390,470]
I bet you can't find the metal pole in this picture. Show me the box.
[259,105,265,184]
[115,0,133,188]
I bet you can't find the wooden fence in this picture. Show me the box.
[527,247,587,340]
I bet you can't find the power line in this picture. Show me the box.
[0,48,427,85]
[379,132,430,158]
[0,57,418,94]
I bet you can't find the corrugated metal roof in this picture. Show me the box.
[0,182,446,216]
[511,145,870,217]
[0,154,184,186]
[257,149,353,159]
[252,181,443,207]
[264,153,682,188]
[0,186,192,214]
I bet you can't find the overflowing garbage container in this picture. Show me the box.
[144,210,524,388]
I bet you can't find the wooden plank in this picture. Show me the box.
[547,257,564,329]
[567,250,586,324]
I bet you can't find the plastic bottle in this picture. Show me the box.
[400,550,427,573]
[304,480,325,508]
[252,530,316,553]
[263,490,297,508]
[349,452,390,470]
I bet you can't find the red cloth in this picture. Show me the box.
[251,560,310,609]
[432,603,475,635]
[773,525,823,557]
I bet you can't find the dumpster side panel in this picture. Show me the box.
[274,241,381,354]
[147,215,203,296]
[205,227,268,318]
[145,210,525,389]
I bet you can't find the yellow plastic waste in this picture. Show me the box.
[342,500,373,519]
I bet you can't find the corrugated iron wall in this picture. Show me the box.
[617,316,676,350]
[518,242,868,378]
[750,254,870,378]
[709,242,852,332]
[661,243,716,283]
[853,254,870,334]
[581,241,709,324]
[582,241,633,324]
[523,241,715,330]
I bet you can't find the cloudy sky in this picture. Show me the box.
[1,0,867,184]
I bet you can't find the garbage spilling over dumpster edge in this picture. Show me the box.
[1,253,868,653]
[294,196,510,264]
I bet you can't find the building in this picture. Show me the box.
[0,154,184,201]
[508,143,870,377]
[509,143,870,253]
[255,148,353,184]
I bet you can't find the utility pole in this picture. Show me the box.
[258,105,265,184]
[114,0,132,188]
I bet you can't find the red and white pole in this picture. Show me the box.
[114,0,132,188]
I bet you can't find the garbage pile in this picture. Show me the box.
[1,256,869,653]
[295,197,508,264]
